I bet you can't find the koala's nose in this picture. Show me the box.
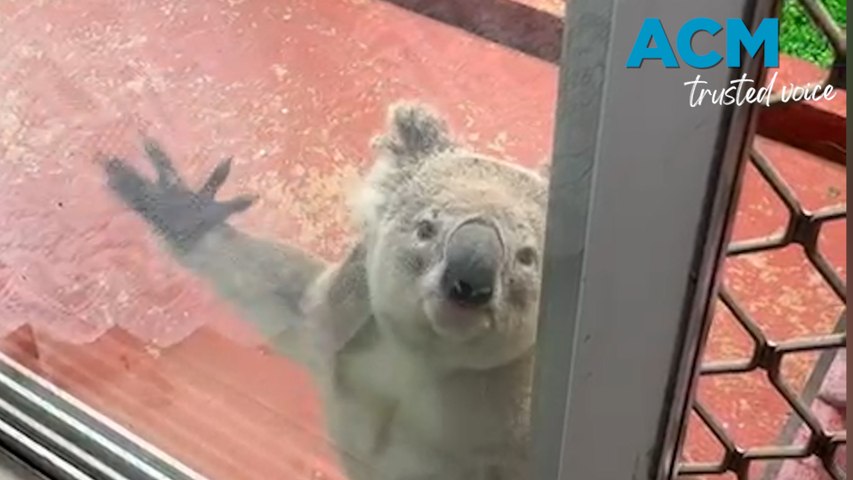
[441,221,502,307]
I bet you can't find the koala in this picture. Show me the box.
[103,101,549,480]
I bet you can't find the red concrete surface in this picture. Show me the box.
[0,1,845,480]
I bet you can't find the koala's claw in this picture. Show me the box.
[200,157,234,198]
[103,139,257,251]
[144,138,183,188]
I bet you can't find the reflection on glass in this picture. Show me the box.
[0,0,560,478]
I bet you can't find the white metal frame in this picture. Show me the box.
[530,0,779,478]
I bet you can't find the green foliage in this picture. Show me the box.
[779,0,847,67]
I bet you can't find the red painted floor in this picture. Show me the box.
[0,1,845,479]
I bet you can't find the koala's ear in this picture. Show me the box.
[353,101,456,229]
[371,101,455,162]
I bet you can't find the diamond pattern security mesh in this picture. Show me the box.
[676,2,847,478]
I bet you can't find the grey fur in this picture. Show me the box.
[371,101,455,161]
[103,101,548,480]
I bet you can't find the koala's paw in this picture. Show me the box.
[103,138,257,251]
[374,101,453,158]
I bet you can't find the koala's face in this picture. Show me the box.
[357,103,547,370]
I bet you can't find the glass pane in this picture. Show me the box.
[0,1,563,478]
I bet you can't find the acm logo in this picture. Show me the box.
[625,18,780,69]
[624,17,837,106]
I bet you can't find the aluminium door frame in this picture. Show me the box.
[530,0,780,478]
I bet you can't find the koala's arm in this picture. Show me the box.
[102,139,328,362]
[178,225,326,339]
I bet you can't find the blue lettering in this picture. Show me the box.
[726,18,779,68]
[626,18,679,68]
[676,18,723,69]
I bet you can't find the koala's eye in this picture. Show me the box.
[415,220,437,240]
[516,247,537,266]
